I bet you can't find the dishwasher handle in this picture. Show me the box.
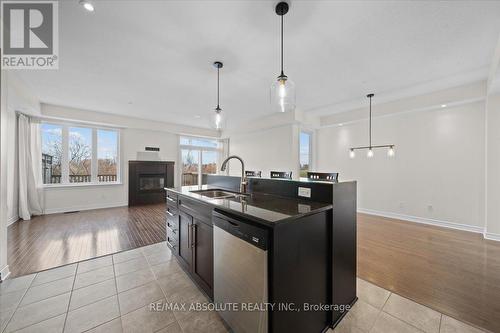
[212,210,269,251]
[227,220,239,227]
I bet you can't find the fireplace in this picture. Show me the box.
[139,175,165,191]
[129,161,174,206]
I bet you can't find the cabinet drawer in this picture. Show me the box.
[166,205,178,219]
[166,219,178,239]
[178,196,212,224]
[166,234,178,251]
[166,191,178,207]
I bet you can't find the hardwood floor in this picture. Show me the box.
[358,213,500,333]
[7,204,166,278]
[7,206,499,332]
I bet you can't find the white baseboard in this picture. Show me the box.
[7,214,19,226]
[44,202,128,215]
[484,232,500,242]
[358,208,484,234]
[0,265,10,281]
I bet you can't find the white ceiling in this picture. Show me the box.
[15,0,500,129]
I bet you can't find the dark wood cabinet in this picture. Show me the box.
[178,211,193,269]
[166,206,179,255]
[192,218,214,294]
[166,190,214,298]
[165,179,357,333]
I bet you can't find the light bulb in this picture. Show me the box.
[279,80,287,98]
[210,109,226,131]
[349,149,355,159]
[387,146,395,157]
[278,81,287,112]
[367,149,374,158]
[271,76,295,113]
[79,0,95,11]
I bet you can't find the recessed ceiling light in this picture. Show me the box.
[79,0,95,12]
[194,115,201,119]
[441,104,447,108]
[339,123,343,127]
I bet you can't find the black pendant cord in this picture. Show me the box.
[280,14,284,76]
[216,66,220,110]
[369,94,372,148]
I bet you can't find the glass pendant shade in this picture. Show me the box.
[349,149,355,159]
[367,149,374,158]
[210,109,226,131]
[271,76,296,113]
[387,146,395,157]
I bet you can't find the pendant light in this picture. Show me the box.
[349,94,395,159]
[271,2,296,113]
[210,61,226,131]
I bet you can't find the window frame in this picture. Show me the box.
[41,120,121,187]
[299,130,313,178]
[179,136,224,186]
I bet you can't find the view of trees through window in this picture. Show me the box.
[300,131,312,178]
[42,124,63,184]
[97,129,118,182]
[180,137,221,186]
[41,123,119,184]
[69,127,92,183]
[181,149,199,186]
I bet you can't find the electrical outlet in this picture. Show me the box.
[298,204,311,213]
[298,187,311,198]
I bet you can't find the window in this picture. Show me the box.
[41,122,120,185]
[69,127,92,183]
[180,136,224,186]
[300,131,312,178]
[97,129,118,182]
[42,124,63,184]
[181,149,200,186]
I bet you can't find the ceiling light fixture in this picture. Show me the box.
[79,0,95,12]
[349,149,355,159]
[349,94,396,159]
[271,2,295,113]
[441,104,447,108]
[210,61,226,131]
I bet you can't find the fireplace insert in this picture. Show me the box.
[139,175,165,191]
[129,161,174,206]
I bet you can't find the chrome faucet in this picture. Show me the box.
[221,155,247,193]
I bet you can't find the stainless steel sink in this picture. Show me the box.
[191,189,242,199]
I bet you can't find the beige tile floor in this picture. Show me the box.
[0,242,490,333]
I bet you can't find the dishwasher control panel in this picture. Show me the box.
[212,210,269,251]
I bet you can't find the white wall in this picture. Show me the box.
[1,71,9,279]
[6,110,18,225]
[316,101,486,231]
[228,125,300,179]
[43,128,179,214]
[486,93,500,239]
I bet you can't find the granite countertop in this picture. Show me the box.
[165,185,333,226]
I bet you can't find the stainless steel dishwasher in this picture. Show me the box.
[213,210,269,333]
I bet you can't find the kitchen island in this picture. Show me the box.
[164,175,356,333]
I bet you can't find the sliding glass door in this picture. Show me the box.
[180,136,224,186]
